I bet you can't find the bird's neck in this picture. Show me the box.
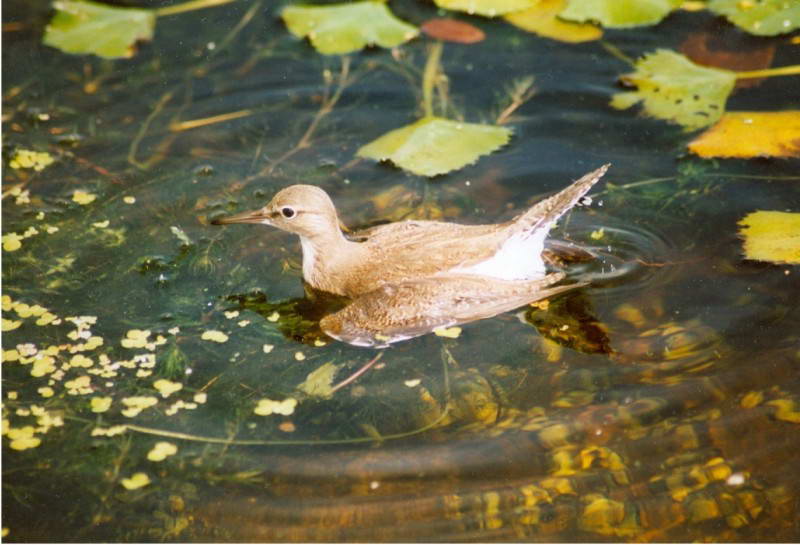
[297,228,358,291]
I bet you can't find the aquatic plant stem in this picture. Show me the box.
[154,0,237,17]
[422,41,443,118]
[329,352,384,394]
[735,64,800,79]
[248,56,353,182]
[600,41,635,66]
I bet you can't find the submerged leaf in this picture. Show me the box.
[505,0,602,43]
[689,111,800,158]
[559,0,681,28]
[434,0,538,17]
[737,211,800,265]
[611,49,736,130]
[357,116,512,177]
[420,18,485,43]
[708,0,800,36]
[43,0,156,59]
[281,1,418,55]
[297,362,340,398]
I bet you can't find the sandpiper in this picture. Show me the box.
[214,164,609,346]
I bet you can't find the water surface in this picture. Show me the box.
[2,1,799,541]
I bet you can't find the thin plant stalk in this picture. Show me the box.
[155,0,237,17]
[735,64,800,79]
[422,41,444,118]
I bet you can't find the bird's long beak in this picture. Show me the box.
[211,208,271,226]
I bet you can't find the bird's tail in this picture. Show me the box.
[510,163,610,238]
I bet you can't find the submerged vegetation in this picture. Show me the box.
[3,0,800,541]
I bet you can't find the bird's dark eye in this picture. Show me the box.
[281,207,295,218]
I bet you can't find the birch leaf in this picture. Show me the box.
[433,0,538,17]
[559,0,681,28]
[504,0,602,43]
[611,49,736,130]
[688,111,800,158]
[708,0,800,36]
[281,1,418,55]
[357,116,512,177]
[738,211,800,264]
[43,0,155,59]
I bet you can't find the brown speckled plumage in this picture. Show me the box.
[214,164,609,346]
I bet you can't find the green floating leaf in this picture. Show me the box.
[559,0,681,28]
[281,1,418,55]
[707,0,800,36]
[433,0,538,18]
[357,116,512,177]
[43,0,156,59]
[610,49,736,130]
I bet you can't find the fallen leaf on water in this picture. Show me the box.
[90,396,112,413]
[434,0,537,17]
[611,49,736,130]
[2,318,22,331]
[9,149,55,171]
[505,0,602,43]
[121,396,158,417]
[738,211,800,265]
[688,111,800,158]
[121,472,151,490]
[559,0,681,28]
[254,397,298,416]
[707,0,800,36]
[153,379,183,398]
[357,116,512,177]
[2,234,23,252]
[434,326,462,338]
[72,190,97,205]
[282,1,418,55]
[147,441,178,462]
[7,426,41,451]
[200,330,228,343]
[43,0,156,59]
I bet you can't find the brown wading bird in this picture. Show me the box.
[213,164,609,347]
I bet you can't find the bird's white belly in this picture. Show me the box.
[452,230,547,280]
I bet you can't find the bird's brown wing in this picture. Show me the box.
[320,272,584,347]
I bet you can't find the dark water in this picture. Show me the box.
[3,1,800,541]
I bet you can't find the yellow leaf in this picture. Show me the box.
[689,111,800,158]
[200,330,228,343]
[434,0,537,17]
[90,396,112,413]
[738,211,800,264]
[2,318,22,331]
[153,379,182,398]
[254,397,298,416]
[433,326,462,338]
[72,190,97,205]
[121,472,150,490]
[147,441,178,461]
[504,0,602,43]
[2,234,23,252]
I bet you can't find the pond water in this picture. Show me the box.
[3,0,800,541]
